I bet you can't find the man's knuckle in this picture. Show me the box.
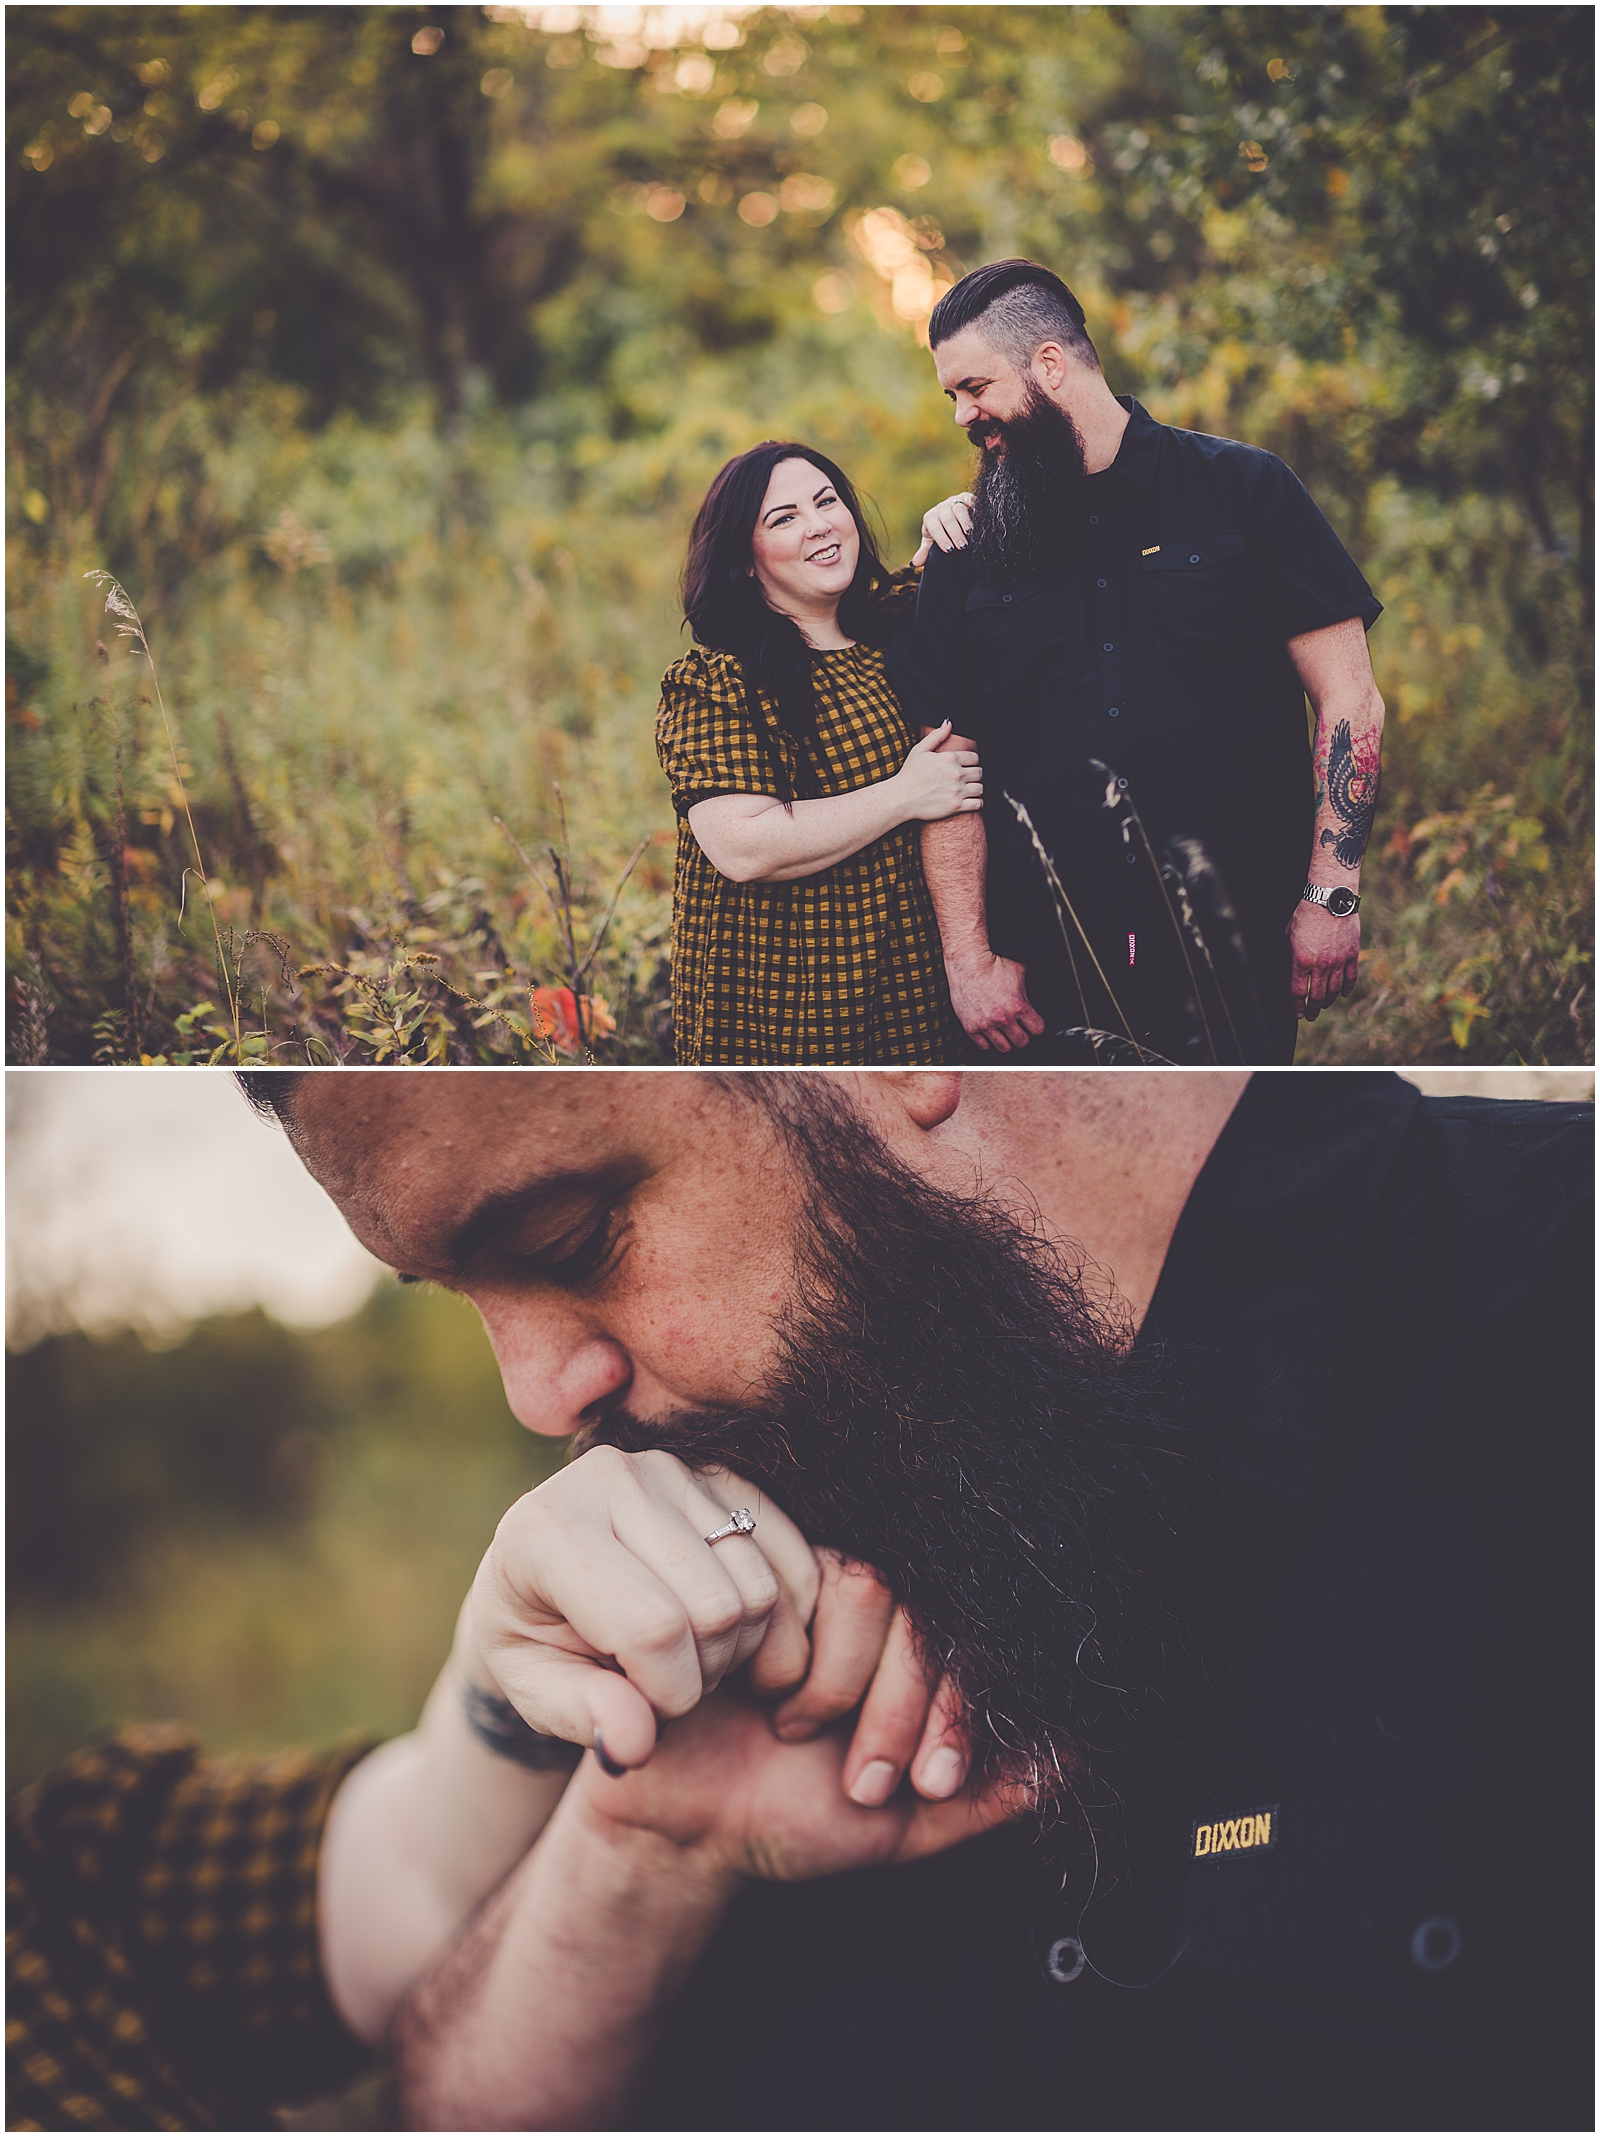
[793,1682,857,1722]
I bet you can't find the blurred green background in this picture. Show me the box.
[7,1285,563,1793]
[5,1065,569,1794]
[6,4,1592,1064]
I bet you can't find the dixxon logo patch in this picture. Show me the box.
[1191,1806,1278,1858]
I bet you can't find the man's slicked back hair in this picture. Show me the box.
[928,258,1099,372]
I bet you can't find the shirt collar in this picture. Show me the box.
[1109,396,1162,492]
[1138,1071,1423,1507]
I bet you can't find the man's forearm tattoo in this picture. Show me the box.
[1318,718,1382,870]
[461,1682,584,1771]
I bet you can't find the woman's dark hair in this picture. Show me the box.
[680,442,900,799]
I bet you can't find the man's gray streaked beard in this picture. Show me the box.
[577,1082,1223,1820]
[968,377,1090,579]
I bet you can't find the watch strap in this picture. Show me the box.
[1302,881,1360,915]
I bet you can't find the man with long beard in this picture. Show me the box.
[889,259,1388,1064]
[9,1071,1585,2131]
[297,1070,1584,2128]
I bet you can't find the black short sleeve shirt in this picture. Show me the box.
[886,401,1383,986]
[637,1075,1592,2133]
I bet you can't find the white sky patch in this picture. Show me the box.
[6,1070,382,1347]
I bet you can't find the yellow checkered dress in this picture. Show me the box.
[6,1726,374,2130]
[656,640,957,1064]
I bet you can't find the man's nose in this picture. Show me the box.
[954,394,980,429]
[475,1293,633,1438]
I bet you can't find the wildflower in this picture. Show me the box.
[530,985,616,1055]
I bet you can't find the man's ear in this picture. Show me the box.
[871,1071,962,1131]
[1032,340,1071,394]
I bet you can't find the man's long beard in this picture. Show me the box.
[967,378,1090,578]
[578,1087,1222,1815]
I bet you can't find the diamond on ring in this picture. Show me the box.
[705,1507,757,1545]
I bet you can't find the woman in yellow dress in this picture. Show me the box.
[656,442,977,1065]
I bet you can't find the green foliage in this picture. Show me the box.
[6,1284,563,1793]
[7,5,1591,1062]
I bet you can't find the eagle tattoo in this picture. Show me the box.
[1318,719,1381,870]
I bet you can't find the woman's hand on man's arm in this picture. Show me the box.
[688,727,981,883]
[911,490,974,567]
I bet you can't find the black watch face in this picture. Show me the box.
[1325,887,1358,917]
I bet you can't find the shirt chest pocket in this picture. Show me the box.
[962,573,1063,677]
[1141,531,1256,652]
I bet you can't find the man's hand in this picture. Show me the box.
[911,490,974,567]
[469,1446,820,1772]
[1287,900,1361,1020]
[946,948,1047,1052]
[774,1554,971,1805]
[570,1681,1013,1887]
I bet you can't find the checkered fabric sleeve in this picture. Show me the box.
[656,647,797,812]
[654,637,958,1064]
[6,1725,374,2131]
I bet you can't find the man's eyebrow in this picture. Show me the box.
[439,1166,616,1279]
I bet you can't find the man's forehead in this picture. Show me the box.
[934,322,1005,389]
[288,1072,732,1258]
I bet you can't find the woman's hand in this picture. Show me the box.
[469,1445,821,1772]
[893,721,983,822]
[911,490,974,567]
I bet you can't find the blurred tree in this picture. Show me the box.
[7,1308,333,1604]
[9,6,1588,577]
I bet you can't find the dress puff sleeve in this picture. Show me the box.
[655,647,797,817]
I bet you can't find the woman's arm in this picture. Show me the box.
[689,722,981,883]
[317,1597,579,2044]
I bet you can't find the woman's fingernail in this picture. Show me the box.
[848,1759,900,1808]
[593,1730,627,1779]
[920,1746,965,1799]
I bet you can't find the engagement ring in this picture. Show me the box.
[704,1508,757,1545]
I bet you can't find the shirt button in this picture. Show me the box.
[1096,578,1107,589]
[1126,851,1138,865]
[1117,776,1129,789]
[1088,515,1099,525]
[1107,706,1120,718]
[1411,1918,1463,1973]
[1002,593,1013,603]
[1189,553,1200,565]
[1102,642,1114,652]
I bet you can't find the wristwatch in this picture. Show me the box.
[1302,881,1361,917]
